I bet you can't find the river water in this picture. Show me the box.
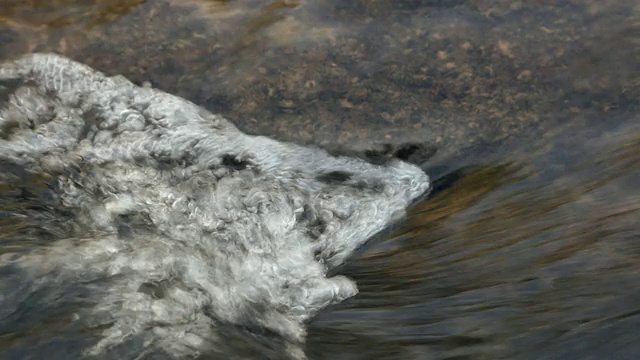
[0,0,639,359]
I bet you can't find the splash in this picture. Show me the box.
[0,54,429,358]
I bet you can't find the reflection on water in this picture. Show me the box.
[0,0,639,359]
[0,0,146,29]
[309,119,640,359]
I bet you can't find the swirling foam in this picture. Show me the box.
[0,54,430,358]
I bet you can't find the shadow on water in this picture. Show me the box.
[0,0,639,359]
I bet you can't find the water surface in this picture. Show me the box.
[0,0,639,359]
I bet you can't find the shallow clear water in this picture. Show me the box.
[0,0,639,359]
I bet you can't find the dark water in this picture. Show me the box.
[0,0,639,359]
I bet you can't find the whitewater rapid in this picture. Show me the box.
[0,54,430,359]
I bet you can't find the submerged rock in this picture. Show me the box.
[0,54,430,358]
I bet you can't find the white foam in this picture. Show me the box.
[0,53,430,358]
